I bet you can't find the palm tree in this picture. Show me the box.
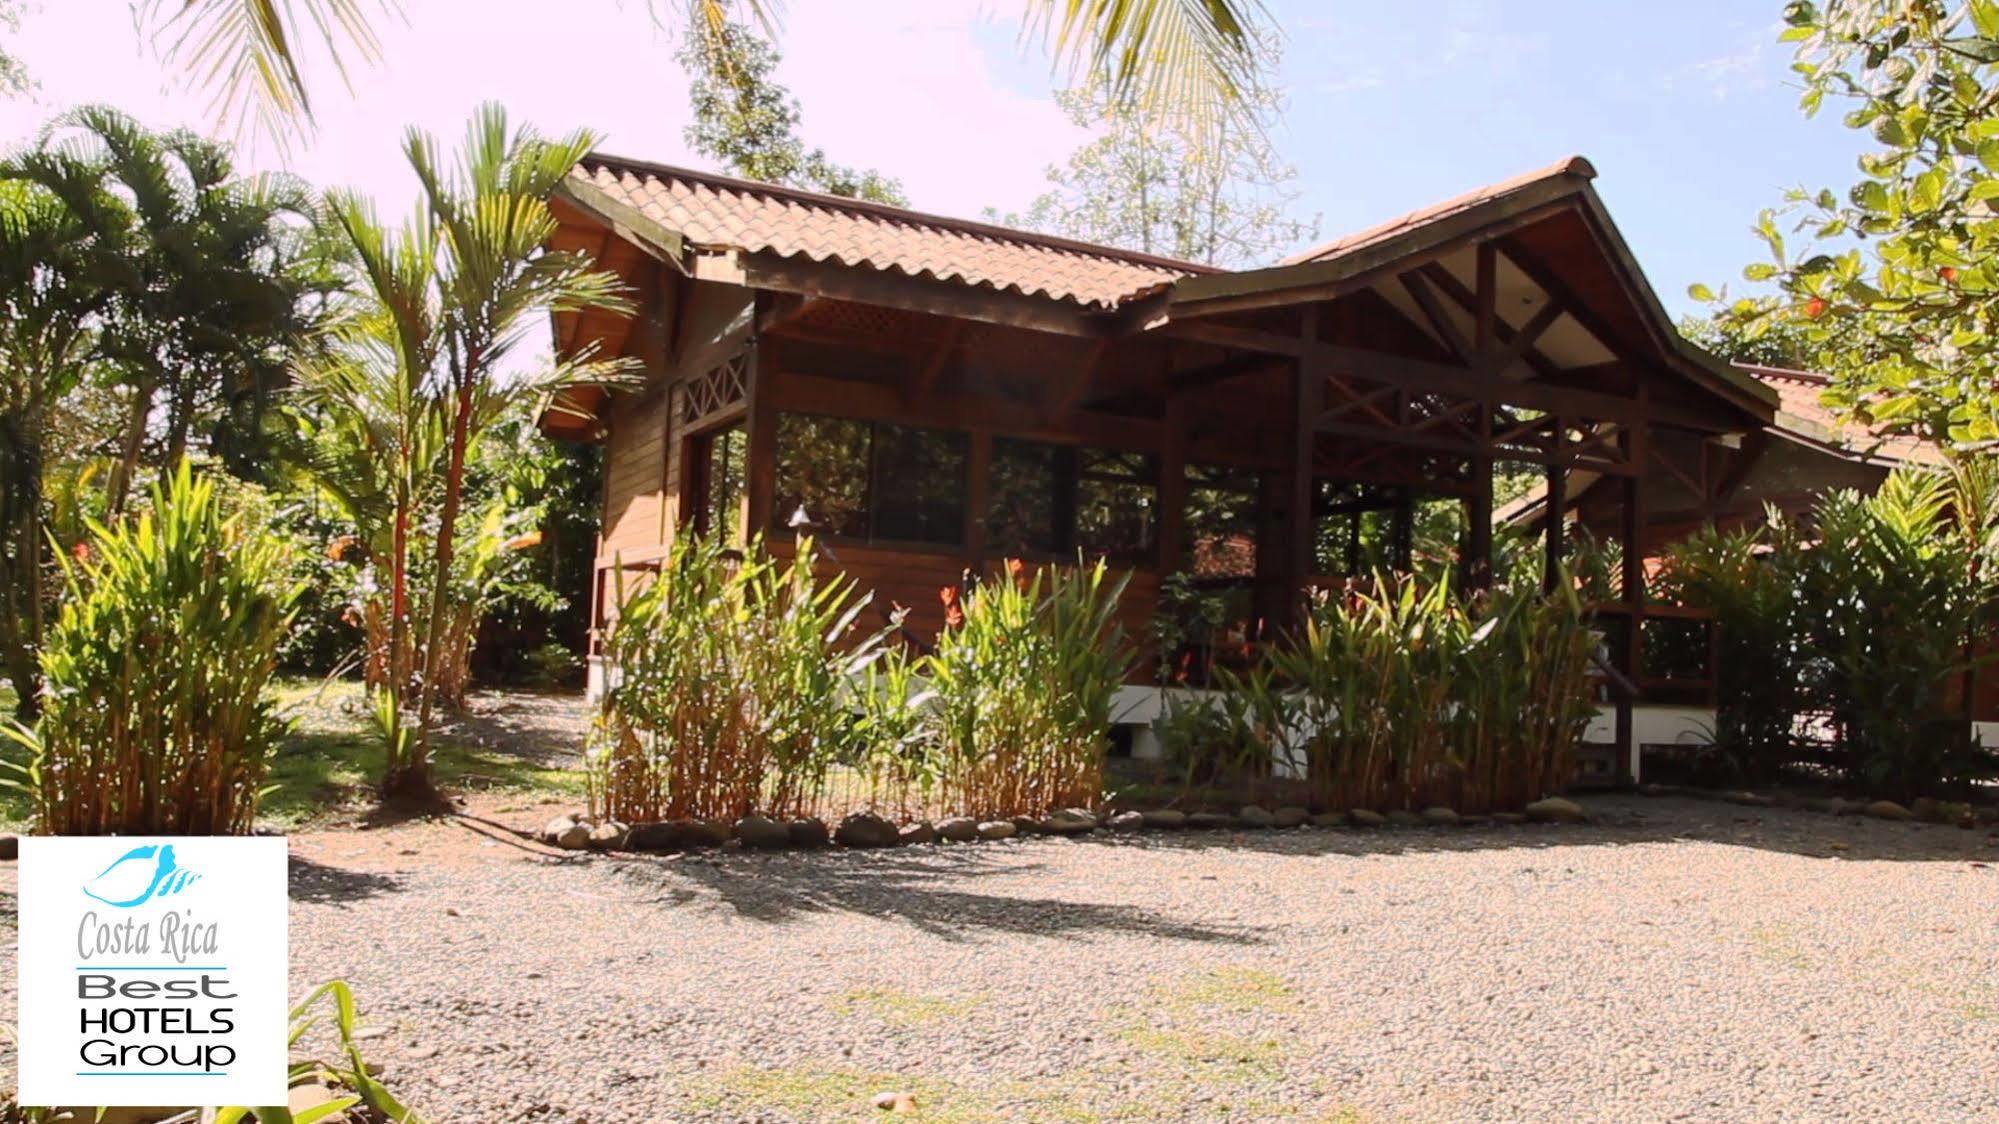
[301,103,635,800]
[19,106,332,512]
[0,167,125,716]
[138,0,1272,147]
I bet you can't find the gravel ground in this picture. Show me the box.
[8,794,1998,1122]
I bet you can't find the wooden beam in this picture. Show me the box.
[1474,242,1497,355]
[1045,337,1112,419]
[1490,298,1565,376]
[1158,389,1188,574]
[1493,234,1636,364]
[1544,420,1567,592]
[742,251,1107,339]
[1415,263,1563,380]
[903,320,967,407]
[1400,271,1475,364]
[1289,309,1321,628]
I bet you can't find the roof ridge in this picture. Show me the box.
[581,151,1224,276]
[1275,155,1597,267]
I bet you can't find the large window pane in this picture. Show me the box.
[774,413,870,538]
[1184,464,1260,578]
[872,423,968,545]
[692,422,747,542]
[1076,449,1156,561]
[989,438,1058,556]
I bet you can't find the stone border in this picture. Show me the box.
[536,797,1593,854]
[1636,784,1999,828]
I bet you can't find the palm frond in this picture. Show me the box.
[1021,0,1274,138]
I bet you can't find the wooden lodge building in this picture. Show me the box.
[540,153,1787,785]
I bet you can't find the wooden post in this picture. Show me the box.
[1465,404,1494,591]
[1158,393,1188,575]
[966,429,991,570]
[741,328,775,548]
[1289,308,1323,632]
[1617,410,1649,787]
[1544,419,1567,593]
[1391,490,1414,572]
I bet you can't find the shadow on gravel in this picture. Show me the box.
[434,691,588,769]
[1093,796,1999,865]
[289,854,407,905]
[615,847,1266,945]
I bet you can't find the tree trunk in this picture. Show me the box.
[106,376,157,515]
[403,384,476,797]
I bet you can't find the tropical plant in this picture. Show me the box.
[0,463,298,835]
[0,165,122,716]
[587,534,886,824]
[1713,0,1999,446]
[11,106,334,511]
[128,1,1271,152]
[300,103,635,799]
[925,559,1132,818]
[1654,516,1808,784]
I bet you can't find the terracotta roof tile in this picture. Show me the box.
[1737,364,1943,466]
[573,155,1215,310]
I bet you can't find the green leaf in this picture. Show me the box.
[1743,263,1778,282]
[1687,282,1717,302]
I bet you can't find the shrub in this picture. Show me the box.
[1241,566,1598,814]
[924,559,1132,818]
[586,535,885,823]
[1654,515,1805,785]
[3,464,298,835]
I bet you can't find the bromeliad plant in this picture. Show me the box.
[586,534,885,824]
[925,559,1132,819]
[1,463,298,835]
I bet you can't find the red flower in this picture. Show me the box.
[1941,266,1960,284]
[71,541,90,562]
[939,585,963,629]
[1803,297,1827,319]
[327,535,357,562]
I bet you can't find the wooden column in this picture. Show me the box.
[1616,408,1650,787]
[1544,419,1567,593]
[1157,393,1188,575]
[1289,308,1324,632]
[741,327,775,548]
[965,429,991,570]
[1464,404,1494,591]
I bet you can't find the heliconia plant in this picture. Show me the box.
[0,462,299,835]
[586,534,886,824]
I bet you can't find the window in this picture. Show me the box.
[772,413,968,547]
[987,439,1157,562]
[690,423,747,542]
[1184,464,1261,579]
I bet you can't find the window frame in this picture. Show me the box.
[768,411,971,551]
[985,437,1159,566]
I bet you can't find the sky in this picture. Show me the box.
[0,0,1866,321]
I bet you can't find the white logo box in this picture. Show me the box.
[17,836,288,1107]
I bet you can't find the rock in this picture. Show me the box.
[0,833,16,861]
[1492,812,1528,825]
[554,822,592,851]
[1272,806,1310,828]
[734,815,791,850]
[587,822,628,849]
[836,811,901,848]
[1348,809,1387,828]
[1725,791,1775,808]
[1041,807,1099,835]
[1107,810,1146,832]
[541,813,580,844]
[898,821,936,845]
[1186,812,1235,830]
[1912,797,1945,823]
[1142,809,1188,829]
[1012,815,1046,836]
[873,1090,918,1113]
[1236,804,1276,829]
[976,820,1017,841]
[1311,811,1347,828]
[1865,800,1912,822]
[1385,809,1424,827]
[1421,806,1461,826]
[1638,782,1676,797]
[1459,813,1490,826]
[1808,797,1850,816]
[286,1081,351,1122]
[625,820,728,851]
[935,816,979,842]
[787,817,832,848]
[1525,797,1587,823]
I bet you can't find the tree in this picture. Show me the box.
[12,108,333,511]
[301,104,636,800]
[994,58,1317,267]
[0,171,121,717]
[0,0,30,98]
[678,20,908,204]
[1723,1,1999,446]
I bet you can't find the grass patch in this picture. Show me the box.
[831,987,985,1027]
[1161,966,1296,1013]
[686,1066,991,1123]
[1116,1022,1284,1080]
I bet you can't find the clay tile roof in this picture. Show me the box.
[1736,364,1944,467]
[572,154,1218,310]
[1278,156,1598,266]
